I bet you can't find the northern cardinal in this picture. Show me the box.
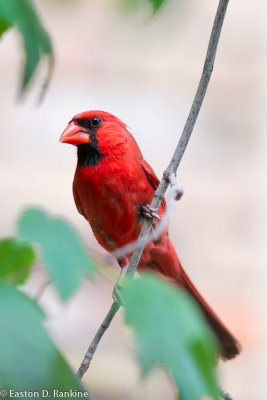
[60,110,240,359]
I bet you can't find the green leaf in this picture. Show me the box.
[0,0,53,94]
[0,18,9,37]
[122,0,168,14]
[17,208,97,300]
[121,273,219,400]
[0,283,86,397]
[149,0,168,13]
[0,238,35,284]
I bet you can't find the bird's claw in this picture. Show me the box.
[142,204,160,225]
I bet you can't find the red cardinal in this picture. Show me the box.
[60,110,240,359]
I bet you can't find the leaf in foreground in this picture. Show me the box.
[18,208,97,300]
[0,0,53,95]
[0,238,35,284]
[0,283,85,397]
[149,0,168,13]
[121,273,219,400]
[0,18,9,37]
[121,0,168,14]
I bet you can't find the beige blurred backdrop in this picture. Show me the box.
[0,0,266,399]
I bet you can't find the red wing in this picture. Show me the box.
[73,186,84,216]
[141,159,166,210]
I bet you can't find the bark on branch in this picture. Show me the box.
[77,2,231,395]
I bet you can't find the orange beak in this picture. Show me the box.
[60,122,89,145]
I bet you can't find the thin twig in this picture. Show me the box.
[77,301,119,379]
[125,0,230,280]
[35,279,51,301]
[219,386,235,400]
[77,0,230,380]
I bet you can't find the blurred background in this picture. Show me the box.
[0,0,266,398]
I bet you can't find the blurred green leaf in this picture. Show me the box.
[0,283,86,397]
[149,0,168,13]
[0,18,9,37]
[17,208,97,300]
[121,273,219,400]
[122,0,168,13]
[0,238,35,284]
[0,0,53,95]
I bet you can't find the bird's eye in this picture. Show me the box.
[90,117,102,128]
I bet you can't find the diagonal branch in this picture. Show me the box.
[219,386,236,400]
[77,301,119,379]
[125,0,229,279]
[77,0,230,380]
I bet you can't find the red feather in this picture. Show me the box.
[61,110,240,359]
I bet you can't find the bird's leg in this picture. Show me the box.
[112,264,128,305]
[141,204,160,226]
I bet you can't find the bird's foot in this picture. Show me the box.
[141,204,160,226]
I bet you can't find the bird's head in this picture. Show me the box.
[60,110,129,146]
[60,110,141,166]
